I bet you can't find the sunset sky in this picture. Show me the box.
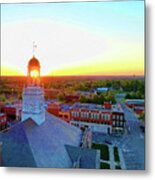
[1,1,144,76]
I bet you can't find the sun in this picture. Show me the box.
[30,70,39,78]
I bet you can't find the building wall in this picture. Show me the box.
[111,112,125,132]
[46,102,126,134]
[46,103,60,116]
[70,121,112,134]
[70,108,125,133]
[58,111,71,122]
[22,86,45,125]
[1,106,21,121]
[70,109,112,125]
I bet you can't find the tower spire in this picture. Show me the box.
[33,41,37,57]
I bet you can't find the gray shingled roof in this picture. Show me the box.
[66,145,100,169]
[0,112,82,168]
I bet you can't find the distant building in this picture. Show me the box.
[0,103,22,121]
[65,95,80,103]
[125,99,145,115]
[94,87,109,94]
[134,106,144,115]
[125,99,144,109]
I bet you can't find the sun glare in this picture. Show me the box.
[30,70,39,78]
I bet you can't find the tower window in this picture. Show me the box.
[30,70,39,78]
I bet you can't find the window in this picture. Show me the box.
[85,112,88,118]
[113,121,115,126]
[101,114,104,120]
[72,111,75,117]
[116,121,119,126]
[120,115,123,120]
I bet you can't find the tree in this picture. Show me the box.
[92,94,100,104]
[0,94,7,103]
[139,112,145,122]
[58,92,66,102]
[79,95,88,103]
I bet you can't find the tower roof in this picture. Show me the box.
[28,56,40,67]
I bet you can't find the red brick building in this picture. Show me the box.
[0,104,22,121]
[70,102,125,133]
[46,102,60,116]
[46,101,126,134]
[134,106,144,115]
[125,99,145,115]
[125,99,144,109]
[65,95,80,103]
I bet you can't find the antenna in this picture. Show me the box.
[33,41,37,57]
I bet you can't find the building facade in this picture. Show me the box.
[70,102,125,134]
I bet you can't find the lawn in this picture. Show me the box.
[114,146,120,162]
[92,143,109,161]
[100,162,110,169]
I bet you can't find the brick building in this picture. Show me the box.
[1,104,22,121]
[46,102,60,116]
[70,102,125,134]
[125,99,145,115]
[125,99,144,109]
[46,101,126,134]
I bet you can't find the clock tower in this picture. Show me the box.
[22,53,45,125]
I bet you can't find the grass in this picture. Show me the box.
[100,162,110,169]
[114,146,120,162]
[92,143,109,161]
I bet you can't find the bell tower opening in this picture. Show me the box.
[27,56,41,86]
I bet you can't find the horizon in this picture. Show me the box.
[0,74,144,78]
[1,1,144,76]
